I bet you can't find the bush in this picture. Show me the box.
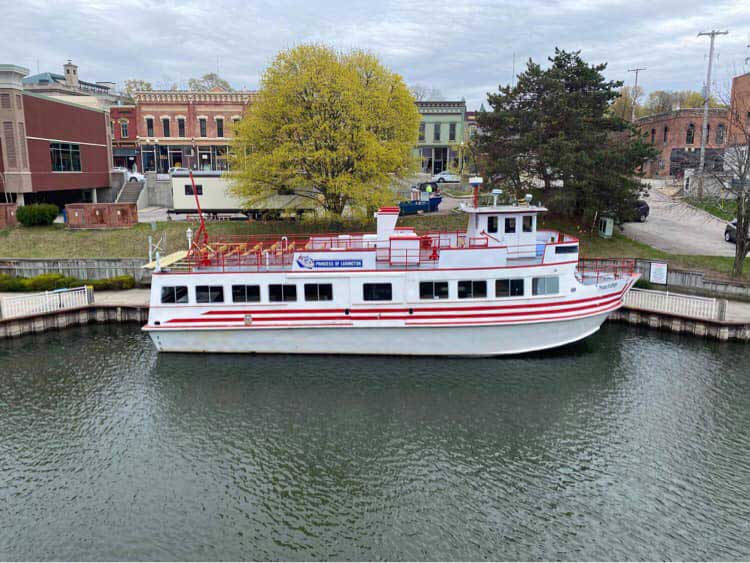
[0,273,136,292]
[634,277,656,290]
[16,203,60,227]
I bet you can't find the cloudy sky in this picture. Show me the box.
[3,0,749,108]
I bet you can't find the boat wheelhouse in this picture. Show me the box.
[144,199,638,355]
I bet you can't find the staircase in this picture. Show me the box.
[116,181,145,204]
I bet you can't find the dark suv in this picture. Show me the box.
[724,219,747,243]
[621,200,650,223]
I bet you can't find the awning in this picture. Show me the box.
[113,148,138,157]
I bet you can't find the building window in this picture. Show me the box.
[532,276,560,296]
[449,122,456,141]
[487,216,498,233]
[706,124,711,144]
[269,284,297,302]
[304,283,333,301]
[418,122,425,142]
[663,126,668,143]
[0,93,10,109]
[196,285,224,303]
[419,281,449,300]
[458,280,487,299]
[162,118,170,138]
[110,120,114,135]
[363,283,392,301]
[50,143,81,172]
[161,286,188,304]
[177,118,185,138]
[716,124,725,144]
[3,122,17,168]
[216,118,224,138]
[184,184,203,196]
[650,128,655,144]
[120,122,128,138]
[496,279,524,297]
[199,118,207,137]
[522,215,533,233]
[686,123,695,144]
[504,217,517,233]
[146,118,154,137]
[433,122,441,141]
[232,285,260,303]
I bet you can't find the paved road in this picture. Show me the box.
[622,189,735,256]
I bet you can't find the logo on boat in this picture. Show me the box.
[296,255,363,269]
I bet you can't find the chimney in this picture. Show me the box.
[63,60,79,88]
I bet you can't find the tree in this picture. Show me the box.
[475,49,657,222]
[230,45,421,215]
[640,90,726,116]
[188,73,233,92]
[609,85,643,121]
[123,79,152,100]
[410,84,443,101]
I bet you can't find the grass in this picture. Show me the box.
[684,198,737,222]
[1,212,748,280]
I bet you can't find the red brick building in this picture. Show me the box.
[110,104,138,170]
[1,64,112,206]
[728,73,750,145]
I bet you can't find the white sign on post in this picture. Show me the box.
[649,262,668,285]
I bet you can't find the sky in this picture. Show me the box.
[3,0,750,109]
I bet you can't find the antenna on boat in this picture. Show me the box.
[188,170,208,255]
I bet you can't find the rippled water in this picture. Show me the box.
[1,324,749,561]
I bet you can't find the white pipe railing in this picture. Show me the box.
[624,288,721,321]
[0,286,93,320]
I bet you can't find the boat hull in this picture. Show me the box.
[146,309,615,356]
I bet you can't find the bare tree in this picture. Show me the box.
[409,84,443,101]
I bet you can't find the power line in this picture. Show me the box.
[697,30,728,181]
[627,67,646,122]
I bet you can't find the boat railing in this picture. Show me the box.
[576,258,637,284]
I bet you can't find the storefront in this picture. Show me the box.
[112,147,139,171]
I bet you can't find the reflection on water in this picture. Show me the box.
[1,324,749,560]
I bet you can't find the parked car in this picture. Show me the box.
[112,167,145,183]
[168,167,190,175]
[724,219,749,243]
[431,170,461,183]
[621,199,649,223]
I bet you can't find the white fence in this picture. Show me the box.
[624,288,722,321]
[0,286,93,320]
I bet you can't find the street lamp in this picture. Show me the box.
[186,226,193,250]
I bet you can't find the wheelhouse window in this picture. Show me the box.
[555,245,578,254]
[458,280,487,299]
[269,284,297,302]
[232,285,260,303]
[420,281,449,300]
[522,215,533,232]
[216,118,224,138]
[50,143,81,172]
[184,184,203,196]
[304,283,333,301]
[162,118,170,137]
[496,279,524,297]
[199,118,207,137]
[161,286,188,304]
[363,283,392,301]
[504,217,517,234]
[532,276,560,296]
[178,118,185,137]
[146,117,154,137]
[196,285,224,303]
[487,216,498,233]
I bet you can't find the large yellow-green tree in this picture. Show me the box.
[230,45,421,215]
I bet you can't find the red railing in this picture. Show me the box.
[576,258,637,284]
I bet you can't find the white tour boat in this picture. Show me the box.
[144,196,638,356]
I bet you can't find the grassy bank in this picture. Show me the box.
[684,198,737,222]
[1,212,747,279]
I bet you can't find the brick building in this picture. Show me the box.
[636,107,729,178]
[132,89,255,173]
[110,104,138,169]
[1,64,113,206]
[728,72,750,145]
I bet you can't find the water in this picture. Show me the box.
[1,324,749,561]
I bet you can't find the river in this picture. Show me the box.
[1,324,749,560]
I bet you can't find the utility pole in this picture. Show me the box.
[627,67,646,122]
[697,30,728,189]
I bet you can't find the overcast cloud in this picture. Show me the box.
[2,0,749,108]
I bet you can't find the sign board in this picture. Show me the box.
[649,262,668,285]
[469,176,483,186]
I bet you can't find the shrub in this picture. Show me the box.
[24,273,79,291]
[16,203,60,227]
[0,273,136,292]
[634,278,656,290]
[89,275,136,291]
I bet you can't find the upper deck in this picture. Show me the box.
[166,203,580,274]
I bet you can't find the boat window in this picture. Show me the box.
[496,278,524,297]
[555,245,578,254]
[487,216,498,234]
[196,285,224,303]
[420,281,449,299]
[458,280,487,299]
[532,276,560,296]
[232,285,260,303]
[304,283,333,301]
[504,217,517,234]
[363,283,392,301]
[161,286,188,304]
[269,284,297,302]
[522,216,533,233]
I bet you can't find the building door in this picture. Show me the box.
[433,147,448,174]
